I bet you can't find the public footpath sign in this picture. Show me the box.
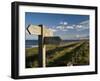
[27,24,61,67]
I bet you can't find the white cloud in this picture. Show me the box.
[56,25,74,30]
[75,20,89,31]
[76,25,82,28]
[56,25,68,31]
[80,20,89,25]
[60,21,68,25]
[56,25,66,30]
[56,25,63,29]
[67,26,74,29]
[48,28,57,32]
[56,21,68,31]
[56,20,89,32]
[63,22,68,25]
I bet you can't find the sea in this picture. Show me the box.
[25,39,83,48]
[25,40,38,48]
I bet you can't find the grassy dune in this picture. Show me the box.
[46,41,89,67]
[25,40,89,68]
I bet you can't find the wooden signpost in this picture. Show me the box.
[27,24,53,67]
[27,24,61,67]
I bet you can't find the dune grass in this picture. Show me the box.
[25,40,89,68]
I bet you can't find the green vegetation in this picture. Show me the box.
[25,40,89,68]
[46,41,89,67]
[25,47,39,68]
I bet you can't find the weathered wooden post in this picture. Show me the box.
[38,24,46,67]
[38,35,43,67]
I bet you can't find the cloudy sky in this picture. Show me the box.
[25,12,89,40]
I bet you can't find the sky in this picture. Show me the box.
[25,12,89,40]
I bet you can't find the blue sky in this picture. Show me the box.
[25,12,89,40]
